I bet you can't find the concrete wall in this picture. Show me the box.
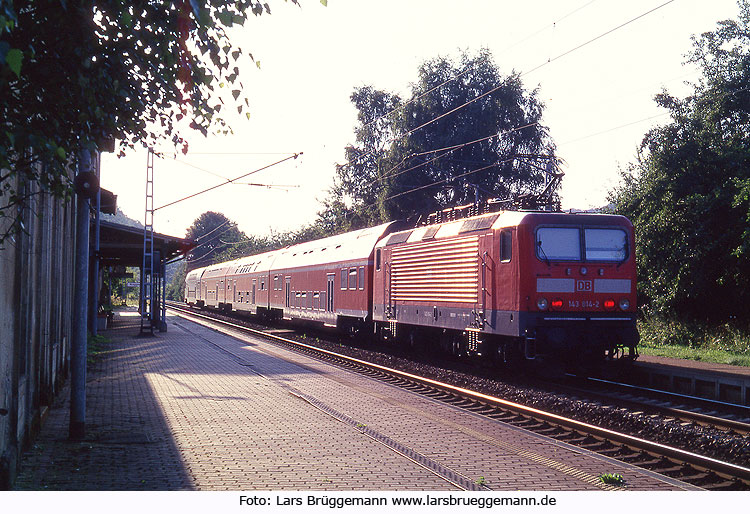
[0,167,76,488]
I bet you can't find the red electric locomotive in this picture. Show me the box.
[372,210,638,365]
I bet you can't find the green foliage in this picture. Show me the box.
[0,0,303,243]
[87,332,110,364]
[610,1,750,324]
[598,473,624,486]
[184,211,247,269]
[166,261,187,301]
[323,48,557,229]
[179,210,343,281]
[638,316,750,366]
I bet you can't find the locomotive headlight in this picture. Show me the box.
[580,267,588,276]
[619,298,630,311]
[537,297,549,311]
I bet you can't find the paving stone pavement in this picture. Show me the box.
[13,310,700,491]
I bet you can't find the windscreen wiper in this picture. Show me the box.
[537,241,551,267]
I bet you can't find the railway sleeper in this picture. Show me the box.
[704,479,748,491]
[535,426,564,436]
[597,446,627,457]
[656,465,694,476]
[578,440,612,451]
[616,450,655,463]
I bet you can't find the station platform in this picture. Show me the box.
[13,310,700,491]
[634,354,750,405]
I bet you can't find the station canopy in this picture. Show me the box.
[98,219,195,268]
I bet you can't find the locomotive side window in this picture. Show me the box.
[348,268,357,290]
[500,230,512,262]
[584,228,627,262]
[358,266,365,290]
[376,249,381,271]
[536,227,581,261]
[341,268,347,290]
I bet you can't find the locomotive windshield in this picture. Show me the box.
[584,228,627,261]
[536,227,627,262]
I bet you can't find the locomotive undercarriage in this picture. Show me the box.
[524,317,639,368]
[374,311,639,371]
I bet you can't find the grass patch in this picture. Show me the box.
[637,317,750,367]
[87,333,110,364]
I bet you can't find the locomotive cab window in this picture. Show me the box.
[536,227,581,261]
[584,228,627,261]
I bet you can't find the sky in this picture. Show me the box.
[100,0,742,239]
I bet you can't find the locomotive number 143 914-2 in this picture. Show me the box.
[568,300,600,309]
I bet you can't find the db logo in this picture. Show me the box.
[576,280,592,292]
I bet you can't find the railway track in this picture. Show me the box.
[558,375,750,436]
[165,302,750,490]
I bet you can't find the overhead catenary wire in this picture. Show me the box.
[186,224,245,264]
[403,0,677,144]
[347,1,678,202]
[194,218,233,242]
[559,83,750,147]
[154,152,302,211]
[495,0,602,58]
[522,0,677,77]
[366,122,540,190]
[358,0,602,135]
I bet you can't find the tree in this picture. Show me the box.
[166,210,242,300]
[324,48,558,227]
[166,210,332,300]
[0,0,306,243]
[184,211,246,270]
[610,0,750,324]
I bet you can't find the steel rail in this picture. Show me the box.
[559,376,750,435]
[584,375,750,415]
[167,304,750,483]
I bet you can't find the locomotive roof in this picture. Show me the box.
[272,222,397,270]
[376,210,631,247]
